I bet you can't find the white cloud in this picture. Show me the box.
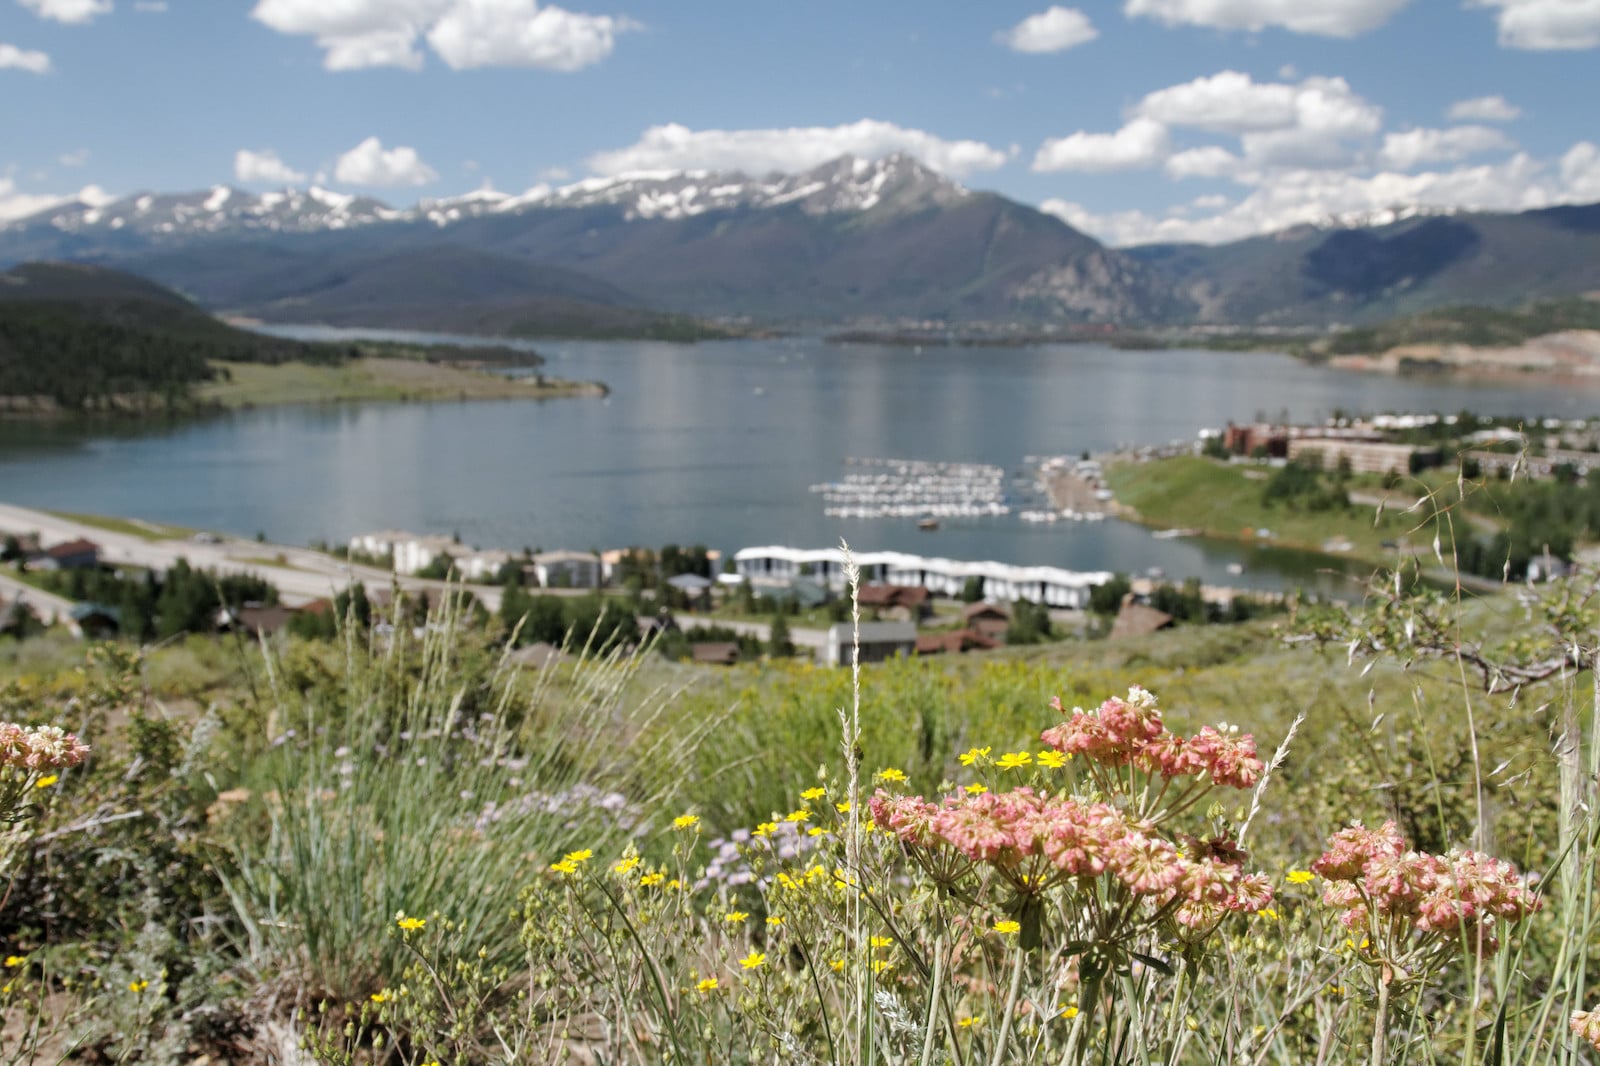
[17,0,112,23]
[0,43,51,73]
[587,120,1009,178]
[1447,95,1521,122]
[1137,71,1381,143]
[333,136,439,186]
[1474,0,1600,49]
[427,0,635,70]
[1032,117,1170,172]
[235,148,307,185]
[58,148,89,167]
[1560,141,1600,200]
[250,0,631,71]
[1165,145,1240,178]
[995,6,1098,52]
[0,178,111,224]
[1124,0,1411,36]
[1379,125,1516,170]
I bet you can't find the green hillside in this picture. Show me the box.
[1323,295,1600,355]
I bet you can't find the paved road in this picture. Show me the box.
[0,570,75,626]
[0,501,506,612]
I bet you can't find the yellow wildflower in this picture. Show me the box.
[1255,907,1279,921]
[370,991,389,1003]
[35,775,58,789]
[964,783,988,795]
[958,747,991,766]
[766,915,784,927]
[996,752,1032,770]
[1060,1005,1080,1019]
[613,856,641,874]
[640,872,665,887]
[396,915,426,931]
[872,959,893,974]
[1036,750,1066,768]
[785,809,811,823]
[799,786,826,801]
[869,936,893,949]
[829,958,845,972]
[724,911,749,924]
[666,878,683,891]
[807,827,828,837]
[740,952,766,971]
[992,920,1021,935]
[129,979,148,993]
[835,800,852,813]
[959,1015,983,1029]
[3,956,23,968]
[696,977,719,993]
[1286,870,1315,884]
[876,768,907,783]
[549,859,579,875]
[673,814,700,830]
[563,849,594,864]
[753,821,777,836]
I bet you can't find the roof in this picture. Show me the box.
[666,572,714,591]
[826,621,917,644]
[690,642,740,664]
[734,546,1112,590]
[46,538,99,558]
[533,550,600,565]
[234,605,295,634]
[1109,599,1175,639]
[69,602,120,622]
[915,629,999,655]
[961,601,1012,622]
[855,584,929,608]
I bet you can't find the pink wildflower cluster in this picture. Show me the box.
[1311,820,1541,955]
[1572,1009,1600,1052]
[1039,686,1264,789]
[869,787,1273,926]
[0,723,89,771]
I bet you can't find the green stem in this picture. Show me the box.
[989,945,1027,1066]
[1371,977,1391,1066]
[920,930,945,1066]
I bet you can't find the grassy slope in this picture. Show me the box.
[196,357,605,408]
[1104,455,1421,560]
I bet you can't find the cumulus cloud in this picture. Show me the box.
[1474,0,1600,49]
[0,178,111,224]
[17,0,112,23]
[587,120,1009,178]
[1137,72,1381,149]
[1447,95,1521,122]
[334,136,439,186]
[1165,145,1240,179]
[1032,117,1170,172]
[250,0,631,71]
[995,6,1098,52]
[235,148,307,185]
[427,0,634,69]
[1124,0,1411,37]
[0,43,51,73]
[1378,125,1516,170]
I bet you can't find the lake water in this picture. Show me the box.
[4,329,1598,595]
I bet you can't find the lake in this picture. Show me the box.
[4,329,1598,595]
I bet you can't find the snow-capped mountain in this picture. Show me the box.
[10,154,971,238]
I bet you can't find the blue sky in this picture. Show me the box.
[2,0,1598,245]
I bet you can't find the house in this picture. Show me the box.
[666,572,715,594]
[1285,439,1441,476]
[855,584,931,624]
[691,641,741,666]
[394,535,459,576]
[33,538,100,571]
[1109,596,1175,640]
[824,621,916,667]
[528,550,600,589]
[914,629,999,656]
[69,602,120,639]
[219,604,296,637]
[961,602,1011,641]
[457,549,513,582]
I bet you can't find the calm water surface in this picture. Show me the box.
[4,330,1599,594]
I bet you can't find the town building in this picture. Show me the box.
[824,620,917,667]
[528,550,601,589]
[914,629,999,656]
[1285,439,1440,476]
[32,538,100,571]
[854,584,931,624]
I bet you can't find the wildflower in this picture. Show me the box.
[370,991,389,1003]
[959,1016,983,1029]
[835,800,852,813]
[613,856,641,874]
[1060,1005,1080,1019]
[724,911,749,924]
[869,935,893,949]
[0,724,89,771]
[129,980,148,993]
[958,747,991,766]
[876,768,908,783]
[807,826,828,837]
[640,872,665,887]
[872,959,893,974]
[3,957,23,968]
[829,959,845,972]
[1036,750,1066,768]
[800,786,827,801]
[549,859,579,875]
[673,814,700,830]
[992,920,1021,935]
[996,752,1032,770]
[964,783,988,795]
[562,849,594,864]
[753,821,777,837]
[697,977,719,993]
[396,915,426,932]
[766,915,784,927]
[1256,907,1280,921]
[666,878,683,890]
[739,952,766,971]
[785,809,811,823]
[34,775,58,789]
[1286,870,1315,884]
[1571,1009,1600,1051]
